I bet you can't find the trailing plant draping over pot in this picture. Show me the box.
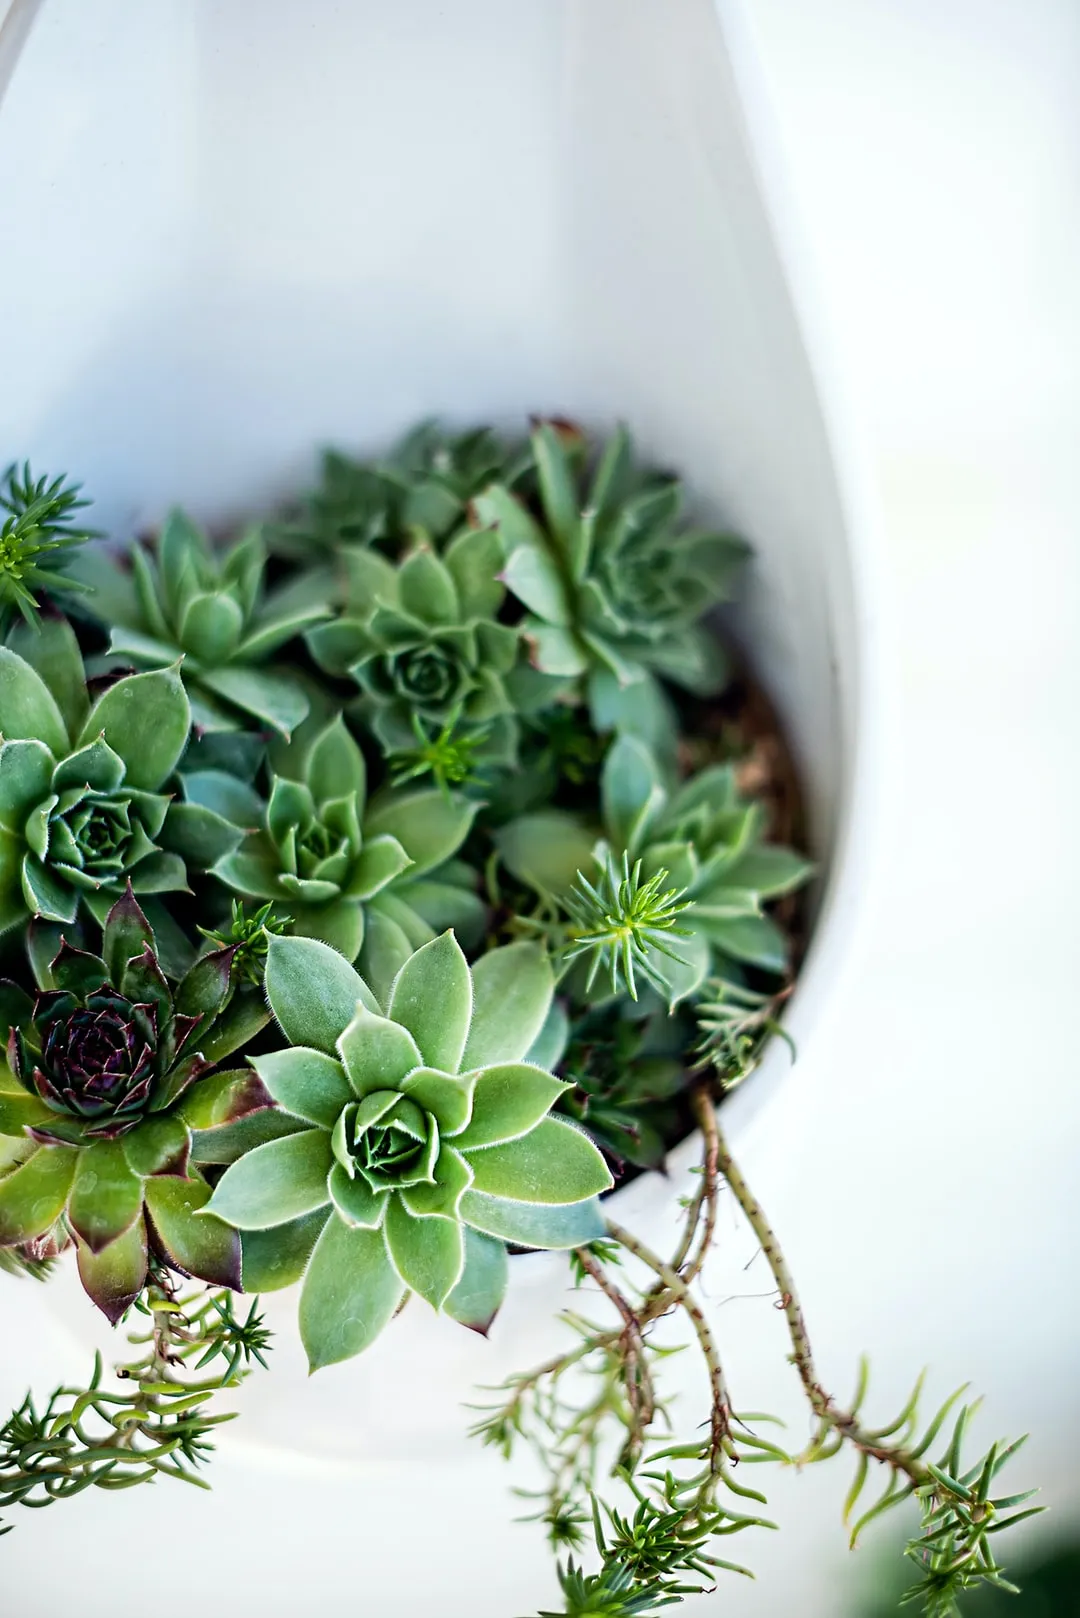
[0,428,1039,1617]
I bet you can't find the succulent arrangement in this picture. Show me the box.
[0,429,1038,1616]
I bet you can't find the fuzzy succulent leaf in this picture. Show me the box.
[209,932,611,1363]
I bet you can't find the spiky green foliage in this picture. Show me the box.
[206,931,612,1366]
[0,618,193,931]
[0,465,96,629]
[0,890,268,1318]
[497,733,812,1007]
[0,1281,270,1534]
[71,514,331,735]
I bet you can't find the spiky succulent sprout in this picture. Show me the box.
[205,931,613,1368]
[0,617,196,933]
[181,714,484,986]
[305,532,519,758]
[0,889,271,1320]
[472,422,749,745]
[70,513,332,736]
[497,733,812,1007]
[0,465,97,630]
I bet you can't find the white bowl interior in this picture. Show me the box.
[0,0,871,1463]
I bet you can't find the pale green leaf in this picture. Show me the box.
[299,1212,405,1369]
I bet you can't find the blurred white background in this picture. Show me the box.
[0,1,1077,1613]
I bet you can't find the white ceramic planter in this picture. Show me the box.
[0,0,878,1468]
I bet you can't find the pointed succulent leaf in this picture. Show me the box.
[161,802,245,868]
[175,945,235,1018]
[494,811,597,896]
[5,616,89,740]
[76,1212,148,1324]
[345,834,412,900]
[102,886,157,984]
[525,622,589,678]
[157,510,207,618]
[144,1169,242,1289]
[252,1048,353,1129]
[176,1066,273,1130]
[397,548,460,626]
[67,1138,144,1253]
[444,524,505,620]
[720,844,815,898]
[452,1064,569,1150]
[0,978,34,1042]
[387,931,471,1074]
[0,1090,57,1136]
[444,1225,508,1334]
[264,934,378,1053]
[501,543,571,626]
[699,912,789,973]
[267,776,316,848]
[602,733,666,856]
[399,1068,475,1136]
[287,896,365,962]
[205,1127,333,1229]
[241,1206,329,1293]
[21,858,78,924]
[384,1195,464,1310]
[465,1116,612,1204]
[179,591,245,664]
[399,1143,472,1220]
[196,992,271,1066]
[328,1162,388,1229]
[304,714,366,805]
[181,769,264,826]
[461,942,554,1070]
[357,905,414,1007]
[300,1212,405,1370]
[190,1108,309,1166]
[51,735,126,794]
[459,1188,605,1250]
[0,648,69,755]
[523,999,569,1072]
[121,1114,190,1179]
[0,740,55,831]
[77,665,190,791]
[0,1145,78,1244]
[331,1005,422,1101]
[364,789,476,879]
[200,665,308,738]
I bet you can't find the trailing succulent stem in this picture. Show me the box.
[0,1275,270,1534]
[473,1091,1040,1618]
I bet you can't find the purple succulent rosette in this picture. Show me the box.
[0,890,271,1319]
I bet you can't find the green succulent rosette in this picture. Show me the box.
[473,422,748,744]
[273,420,522,560]
[497,733,813,1005]
[71,513,332,737]
[0,891,271,1320]
[205,931,612,1368]
[0,617,193,931]
[306,534,519,756]
[177,714,484,986]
